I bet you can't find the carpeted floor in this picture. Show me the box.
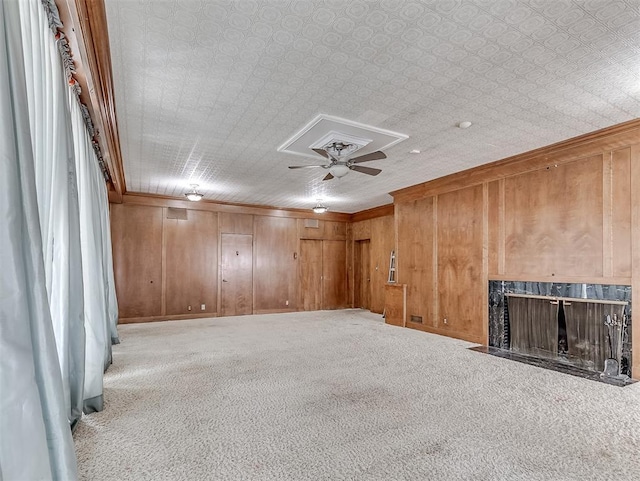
[74,309,640,480]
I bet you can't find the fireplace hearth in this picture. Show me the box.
[485,281,633,385]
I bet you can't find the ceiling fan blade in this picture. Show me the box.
[350,151,387,164]
[350,165,382,176]
[312,148,330,159]
[288,165,326,169]
[322,173,334,181]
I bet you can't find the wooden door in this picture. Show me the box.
[322,240,347,309]
[220,234,253,316]
[354,239,371,309]
[300,239,322,310]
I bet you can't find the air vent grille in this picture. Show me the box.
[304,219,319,228]
[410,315,423,324]
[166,207,188,220]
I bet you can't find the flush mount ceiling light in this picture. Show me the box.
[458,121,473,129]
[312,200,328,214]
[184,184,203,202]
[328,164,350,178]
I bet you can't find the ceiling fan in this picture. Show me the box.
[288,142,387,181]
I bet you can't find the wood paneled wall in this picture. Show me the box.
[348,213,395,314]
[110,196,349,322]
[391,121,640,377]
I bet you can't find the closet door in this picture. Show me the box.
[322,240,347,309]
[300,239,322,311]
[220,234,253,316]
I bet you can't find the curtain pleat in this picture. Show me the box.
[0,1,78,478]
[20,0,86,428]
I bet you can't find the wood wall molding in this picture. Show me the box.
[120,192,352,222]
[56,0,125,201]
[391,120,640,204]
[350,203,394,222]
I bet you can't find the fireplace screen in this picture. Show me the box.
[489,281,631,379]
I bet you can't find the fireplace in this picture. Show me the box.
[486,281,632,384]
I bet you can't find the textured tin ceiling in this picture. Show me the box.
[105,0,640,213]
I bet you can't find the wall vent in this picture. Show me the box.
[410,315,423,324]
[166,207,188,220]
[304,219,320,228]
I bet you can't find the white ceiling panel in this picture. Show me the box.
[105,0,640,213]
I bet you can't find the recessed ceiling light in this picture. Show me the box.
[458,121,472,129]
[410,149,421,154]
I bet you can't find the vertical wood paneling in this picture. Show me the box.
[487,180,500,275]
[164,210,218,315]
[630,143,640,378]
[323,240,347,309]
[111,204,163,318]
[612,147,632,277]
[220,234,253,316]
[352,219,371,240]
[354,240,371,309]
[220,213,253,234]
[253,216,297,312]
[602,153,613,277]
[437,184,484,338]
[300,239,322,310]
[396,197,435,326]
[504,155,604,277]
[370,215,395,314]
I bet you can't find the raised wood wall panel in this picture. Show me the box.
[300,240,322,311]
[437,185,484,339]
[164,210,218,315]
[322,240,347,309]
[487,181,500,275]
[111,204,163,318]
[220,212,253,234]
[298,219,325,239]
[612,148,632,278]
[326,221,347,240]
[370,216,395,314]
[354,240,371,309]
[253,216,298,311]
[504,155,604,278]
[396,197,435,326]
[352,219,371,240]
[384,284,406,327]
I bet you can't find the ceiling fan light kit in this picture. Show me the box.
[185,184,203,202]
[288,141,387,181]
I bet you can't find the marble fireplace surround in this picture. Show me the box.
[487,281,633,384]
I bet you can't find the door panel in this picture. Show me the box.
[323,240,347,309]
[300,240,322,311]
[354,239,371,309]
[220,234,253,316]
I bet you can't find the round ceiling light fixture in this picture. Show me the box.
[185,184,203,202]
[458,121,473,129]
[312,200,328,214]
[329,164,350,178]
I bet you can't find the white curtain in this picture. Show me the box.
[70,93,119,413]
[0,0,78,479]
[20,0,86,428]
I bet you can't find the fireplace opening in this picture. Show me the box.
[486,281,633,385]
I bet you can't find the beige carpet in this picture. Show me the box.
[74,309,640,480]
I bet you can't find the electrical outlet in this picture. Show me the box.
[201,304,205,310]
[285,300,289,306]
[188,305,192,311]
